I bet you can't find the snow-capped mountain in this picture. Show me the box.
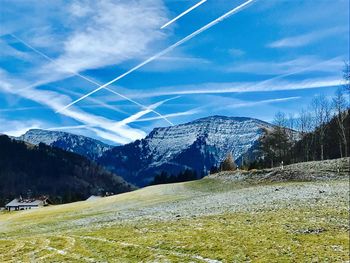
[99,116,274,186]
[17,129,113,160]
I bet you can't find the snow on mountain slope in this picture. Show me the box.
[146,116,271,164]
[17,129,112,160]
[99,116,274,186]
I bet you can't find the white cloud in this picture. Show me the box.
[69,2,92,17]
[124,77,344,98]
[4,0,170,89]
[268,27,347,48]
[0,118,44,137]
[45,0,168,75]
[0,40,34,61]
[0,69,147,143]
[228,96,301,109]
[57,0,257,112]
[139,55,211,72]
[228,56,344,75]
[134,108,200,122]
[228,48,245,57]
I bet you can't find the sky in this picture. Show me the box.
[0,0,349,145]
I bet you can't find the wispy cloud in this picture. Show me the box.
[115,96,180,127]
[228,48,245,57]
[59,0,256,112]
[0,118,44,137]
[0,106,44,113]
[10,33,173,125]
[0,69,146,143]
[134,108,201,122]
[268,27,347,48]
[139,55,211,72]
[45,0,168,74]
[228,96,301,109]
[125,78,343,98]
[46,125,90,131]
[2,0,171,103]
[42,97,181,142]
[228,56,344,75]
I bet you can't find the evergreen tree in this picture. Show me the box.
[220,153,237,171]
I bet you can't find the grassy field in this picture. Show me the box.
[0,177,349,262]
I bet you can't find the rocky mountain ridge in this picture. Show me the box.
[99,116,275,185]
[17,129,112,160]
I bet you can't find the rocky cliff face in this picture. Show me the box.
[17,129,112,160]
[99,116,274,186]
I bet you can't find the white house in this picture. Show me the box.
[86,195,103,201]
[5,197,51,211]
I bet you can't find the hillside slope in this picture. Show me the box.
[0,135,134,206]
[99,116,274,186]
[0,158,348,262]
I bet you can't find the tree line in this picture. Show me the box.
[150,169,198,185]
[250,62,350,169]
[0,135,134,207]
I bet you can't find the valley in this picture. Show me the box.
[0,158,348,262]
[1,1,349,262]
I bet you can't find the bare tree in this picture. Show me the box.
[274,111,287,128]
[287,113,297,141]
[273,111,290,162]
[311,94,331,160]
[298,108,314,134]
[297,108,314,161]
[343,61,350,94]
[333,87,349,157]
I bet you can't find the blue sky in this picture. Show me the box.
[0,0,349,144]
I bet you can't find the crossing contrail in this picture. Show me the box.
[58,0,256,113]
[46,96,180,131]
[115,96,180,126]
[10,34,173,126]
[161,0,207,29]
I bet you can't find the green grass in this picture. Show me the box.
[0,179,349,262]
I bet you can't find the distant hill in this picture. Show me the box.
[0,135,135,207]
[17,129,113,160]
[99,116,274,186]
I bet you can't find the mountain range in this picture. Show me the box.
[17,129,112,160]
[16,116,274,186]
[98,116,274,185]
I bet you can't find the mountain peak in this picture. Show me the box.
[99,115,274,186]
[17,129,112,160]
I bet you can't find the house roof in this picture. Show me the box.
[5,198,45,207]
[86,195,103,201]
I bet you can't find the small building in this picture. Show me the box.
[86,195,103,201]
[86,192,115,201]
[5,196,51,211]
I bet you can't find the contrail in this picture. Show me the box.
[46,125,90,131]
[46,96,180,131]
[134,108,200,122]
[161,0,207,29]
[10,34,173,126]
[115,96,180,126]
[104,87,174,124]
[58,0,255,112]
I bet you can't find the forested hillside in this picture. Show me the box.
[250,94,350,169]
[0,135,135,207]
